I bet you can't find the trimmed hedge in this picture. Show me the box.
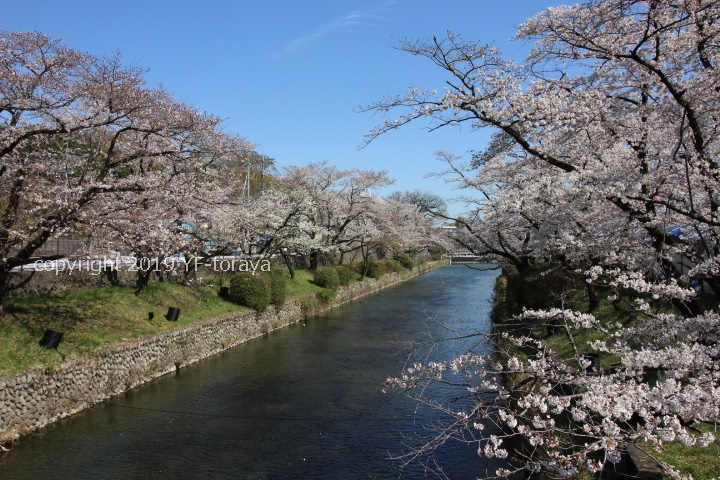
[335,265,352,286]
[313,266,340,290]
[228,273,271,311]
[383,259,404,273]
[267,269,286,307]
[317,288,336,303]
[394,255,414,270]
[365,260,387,279]
[361,259,406,278]
[227,269,286,311]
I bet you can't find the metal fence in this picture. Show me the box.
[32,238,92,258]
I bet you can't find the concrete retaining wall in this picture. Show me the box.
[0,261,446,444]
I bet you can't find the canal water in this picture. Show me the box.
[0,265,504,479]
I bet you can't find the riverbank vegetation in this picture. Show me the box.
[371,1,720,478]
[0,258,427,379]
[0,282,244,378]
[5,1,720,477]
[0,30,448,389]
[493,267,719,479]
[0,30,447,310]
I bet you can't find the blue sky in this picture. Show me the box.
[1,1,563,216]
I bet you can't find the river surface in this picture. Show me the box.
[0,265,504,479]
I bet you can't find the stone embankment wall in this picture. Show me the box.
[0,261,446,444]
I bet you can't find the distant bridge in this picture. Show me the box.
[445,248,485,264]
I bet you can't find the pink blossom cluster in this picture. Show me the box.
[1,32,447,295]
[371,0,720,477]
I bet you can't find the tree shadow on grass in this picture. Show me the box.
[5,293,116,335]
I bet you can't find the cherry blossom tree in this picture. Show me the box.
[376,195,450,257]
[0,31,251,301]
[386,189,448,218]
[281,162,395,267]
[231,163,442,274]
[244,180,330,278]
[366,1,720,477]
[86,158,246,292]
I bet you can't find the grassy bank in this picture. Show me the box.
[1,282,247,378]
[0,260,422,379]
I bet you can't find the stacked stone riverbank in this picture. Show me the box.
[0,261,446,444]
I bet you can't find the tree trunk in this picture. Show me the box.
[103,266,121,286]
[282,253,295,279]
[135,269,152,295]
[309,251,319,271]
[586,281,598,312]
[0,271,9,315]
[0,268,36,305]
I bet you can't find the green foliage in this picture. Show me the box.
[394,255,414,270]
[316,288,336,304]
[503,265,578,310]
[227,269,285,310]
[501,268,525,317]
[283,269,324,299]
[0,263,414,378]
[298,295,319,316]
[267,268,286,307]
[229,273,271,311]
[313,266,340,290]
[334,265,352,286]
[364,259,404,278]
[198,276,220,287]
[428,246,444,261]
[382,258,404,273]
[365,260,387,278]
[494,267,720,476]
[1,282,245,377]
[642,422,720,480]
[350,262,365,276]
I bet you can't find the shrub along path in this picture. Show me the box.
[0,260,417,379]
